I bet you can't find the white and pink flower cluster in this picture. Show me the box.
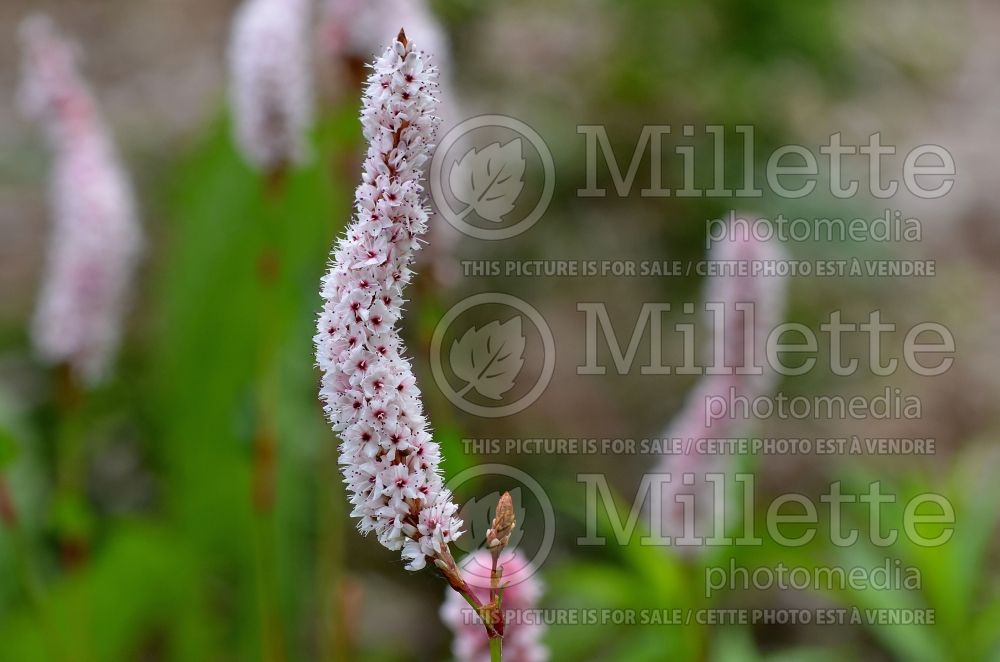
[320,0,463,286]
[315,33,462,571]
[19,15,142,386]
[229,0,314,171]
[655,217,787,545]
[441,550,548,662]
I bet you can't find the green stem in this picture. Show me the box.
[445,550,503,641]
[52,366,94,661]
[252,512,284,662]
[251,176,287,662]
[489,559,505,661]
[53,364,89,568]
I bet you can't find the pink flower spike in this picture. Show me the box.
[654,214,788,551]
[229,0,314,172]
[314,31,463,572]
[19,15,142,387]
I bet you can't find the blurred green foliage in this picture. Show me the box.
[0,108,353,659]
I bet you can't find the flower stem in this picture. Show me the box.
[52,364,94,660]
[489,554,505,662]
[53,364,88,568]
[252,185,287,662]
[436,543,505,644]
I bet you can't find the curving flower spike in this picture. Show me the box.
[228,0,314,172]
[654,215,787,548]
[19,15,142,387]
[441,550,548,662]
[314,30,464,572]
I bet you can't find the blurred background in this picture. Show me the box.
[1,0,999,660]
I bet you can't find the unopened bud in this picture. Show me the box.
[485,491,516,554]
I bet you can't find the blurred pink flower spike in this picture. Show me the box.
[19,14,142,388]
[321,0,450,81]
[229,0,314,174]
[442,550,548,662]
[654,213,788,553]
